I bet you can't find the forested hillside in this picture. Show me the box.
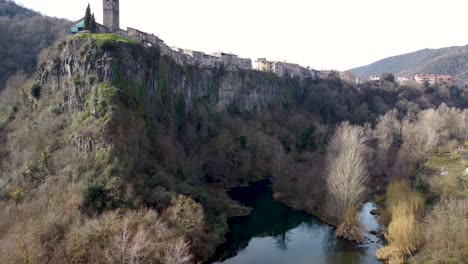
[0,0,69,91]
[351,45,468,84]
[0,34,466,263]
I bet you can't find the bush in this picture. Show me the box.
[385,180,425,219]
[386,203,422,255]
[81,185,113,215]
[29,82,41,100]
[417,198,468,263]
[377,180,425,264]
[335,207,364,242]
[167,194,204,235]
[67,209,193,264]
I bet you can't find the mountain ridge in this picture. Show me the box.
[350,44,468,84]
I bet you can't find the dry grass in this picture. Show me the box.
[386,203,422,255]
[375,245,405,264]
[376,180,424,264]
[385,180,425,220]
[424,151,468,199]
[335,207,364,242]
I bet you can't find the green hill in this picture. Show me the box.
[351,45,468,84]
[0,0,69,91]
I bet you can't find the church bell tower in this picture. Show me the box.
[103,0,120,32]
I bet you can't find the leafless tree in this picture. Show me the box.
[106,220,153,264]
[326,122,370,220]
[374,109,401,174]
[163,237,192,264]
[402,109,446,162]
[374,109,401,152]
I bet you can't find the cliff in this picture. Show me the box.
[37,34,286,115]
[6,33,299,260]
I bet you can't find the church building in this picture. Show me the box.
[71,0,126,36]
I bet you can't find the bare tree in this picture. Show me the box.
[401,109,446,163]
[163,237,192,264]
[374,109,401,174]
[106,220,153,264]
[437,104,467,141]
[374,109,401,152]
[326,122,370,220]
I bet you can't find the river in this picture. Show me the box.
[211,180,383,264]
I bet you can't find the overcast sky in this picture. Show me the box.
[13,0,468,71]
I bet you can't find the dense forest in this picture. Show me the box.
[0,34,466,264]
[0,0,69,91]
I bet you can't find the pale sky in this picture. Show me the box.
[13,0,468,71]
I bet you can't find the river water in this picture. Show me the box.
[211,180,383,264]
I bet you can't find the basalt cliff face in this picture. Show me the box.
[37,35,284,115]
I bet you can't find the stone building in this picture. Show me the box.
[127,27,161,47]
[415,74,436,84]
[435,75,455,85]
[70,19,108,34]
[211,52,252,70]
[103,0,120,32]
[255,58,315,79]
[71,0,125,36]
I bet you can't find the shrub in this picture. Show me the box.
[29,82,41,100]
[10,186,26,203]
[418,198,468,263]
[377,180,425,264]
[386,203,422,255]
[66,209,192,264]
[335,207,364,242]
[386,180,425,219]
[167,194,204,235]
[81,185,113,215]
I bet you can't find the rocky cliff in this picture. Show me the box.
[37,34,287,115]
[9,34,301,260]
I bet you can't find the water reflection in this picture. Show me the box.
[211,180,381,264]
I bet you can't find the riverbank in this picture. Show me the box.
[211,180,383,264]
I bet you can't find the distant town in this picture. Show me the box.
[71,0,456,86]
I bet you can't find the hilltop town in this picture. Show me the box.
[70,0,323,80]
[71,0,457,87]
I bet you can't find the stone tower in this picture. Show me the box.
[103,0,119,32]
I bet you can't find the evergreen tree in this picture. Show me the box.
[91,13,97,32]
[84,4,91,30]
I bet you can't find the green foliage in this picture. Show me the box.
[80,183,133,216]
[95,83,118,117]
[168,195,205,234]
[90,13,96,32]
[79,34,138,51]
[84,4,91,31]
[81,185,112,215]
[29,82,41,99]
[381,73,395,83]
[10,186,26,203]
[0,1,68,92]
[297,125,318,152]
